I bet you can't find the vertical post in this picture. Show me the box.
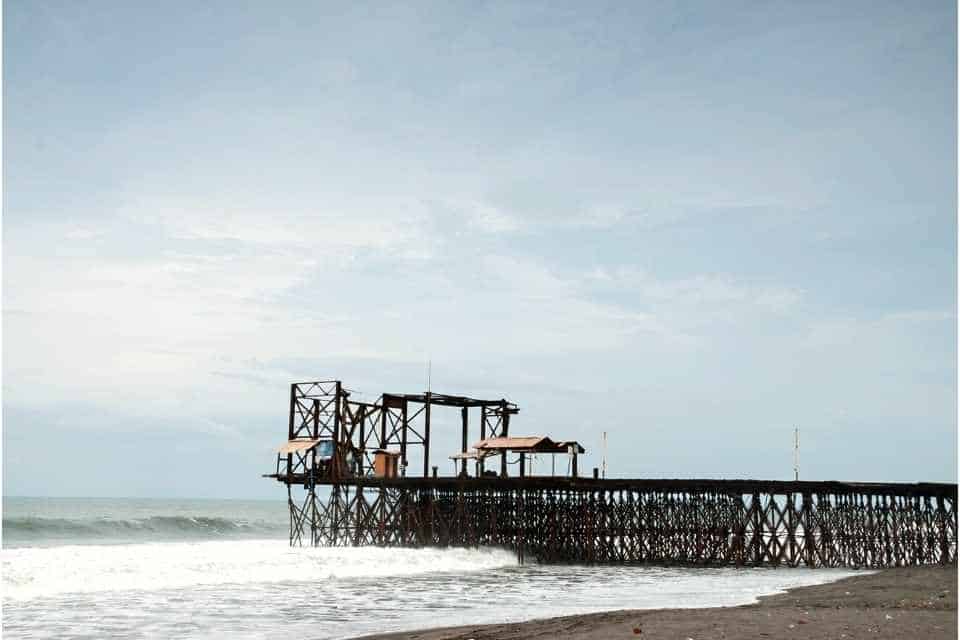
[401,399,408,477]
[461,406,469,476]
[501,400,510,437]
[937,495,949,564]
[333,381,342,480]
[802,492,815,567]
[288,384,297,439]
[287,485,295,546]
[380,396,388,450]
[333,382,342,439]
[518,488,525,565]
[309,483,319,547]
[501,450,507,477]
[423,392,432,478]
[479,406,487,475]
[358,405,366,476]
[752,492,762,564]
[312,398,320,478]
[572,450,578,477]
[519,452,526,478]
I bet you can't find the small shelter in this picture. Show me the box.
[460,435,585,478]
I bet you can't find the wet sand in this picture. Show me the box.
[357,565,956,640]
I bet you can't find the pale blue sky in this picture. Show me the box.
[4,0,956,497]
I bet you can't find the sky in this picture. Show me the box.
[3,0,957,498]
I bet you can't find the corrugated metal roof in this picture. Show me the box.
[277,438,322,454]
[473,436,555,451]
[471,436,586,454]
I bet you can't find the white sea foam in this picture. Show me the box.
[2,540,518,601]
[3,541,865,639]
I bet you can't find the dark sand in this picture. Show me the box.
[358,565,956,640]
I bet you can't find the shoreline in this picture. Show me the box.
[353,565,956,640]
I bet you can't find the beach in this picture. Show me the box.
[358,565,957,640]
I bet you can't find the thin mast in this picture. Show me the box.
[794,427,799,481]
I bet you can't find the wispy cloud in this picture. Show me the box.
[3,0,955,495]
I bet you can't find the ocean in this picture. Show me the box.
[3,496,861,639]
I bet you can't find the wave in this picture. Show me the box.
[3,515,287,544]
[3,540,519,601]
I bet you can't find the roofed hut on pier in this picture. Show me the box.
[450,435,584,477]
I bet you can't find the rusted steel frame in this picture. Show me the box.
[292,380,339,398]
[348,487,373,545]
[361,404,383,449]
[801,493,816,567]
[385,407,402,444]
[288,484,318,546]
[297,478,957,567]
[819,492,838,567]
[375,486,387,545]
[350,487,368,546]
[291,394,337,440]
[922,496,934,563]
[890,494,904,566]
[760,495,786,565]
[483,408,502,440]
[948,496,958,563]
[399,404,427,443]
[355,404,368,475]
[287,485,301,546]
[454,486,466,546]
[393,393,518,409]
[314,477,957,498]
[312,488,335,545]
[382,488,406,545]
[866,494,879,566]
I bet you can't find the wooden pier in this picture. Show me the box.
[266,380,957,568]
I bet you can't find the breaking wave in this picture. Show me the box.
[3,515,287,545]
[3,540,519,601]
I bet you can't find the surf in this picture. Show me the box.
[2,514,287,545]
[3,540,519,602]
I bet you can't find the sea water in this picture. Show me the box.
[3,497,860,639]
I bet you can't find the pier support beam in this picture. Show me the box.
[287,478,957,569]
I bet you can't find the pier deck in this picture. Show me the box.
[269,473,957,568]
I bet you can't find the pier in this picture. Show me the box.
[266,380,957,568]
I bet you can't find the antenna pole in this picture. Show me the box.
[602,431,607,479]
[427,360,431,392]
[794,427,799,481]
